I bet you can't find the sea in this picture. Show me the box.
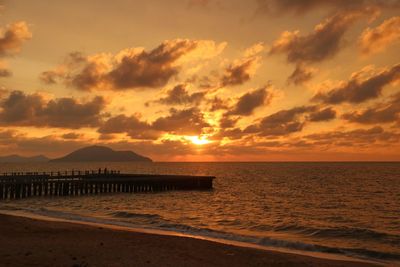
[0,162,399,265]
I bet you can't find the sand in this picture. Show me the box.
[0,214,378,267]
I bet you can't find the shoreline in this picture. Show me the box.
[0,211,380,267]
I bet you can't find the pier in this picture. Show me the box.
[0,170,215,200]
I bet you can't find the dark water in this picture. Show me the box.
[0,162,399,264]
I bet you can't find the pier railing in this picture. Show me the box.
[0,170,215,200]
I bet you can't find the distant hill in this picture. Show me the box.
[0,154,50,163]
[50,145,152,162]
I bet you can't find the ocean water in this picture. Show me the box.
[0,162,399,264]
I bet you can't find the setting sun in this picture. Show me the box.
[186,136,211,145]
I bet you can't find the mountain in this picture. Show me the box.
[0,154,50,163]
[50,145,152,162]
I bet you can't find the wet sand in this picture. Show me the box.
[0,214,378,267]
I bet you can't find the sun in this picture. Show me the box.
[186,136,211,145]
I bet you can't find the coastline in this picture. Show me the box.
[0,212,380,267]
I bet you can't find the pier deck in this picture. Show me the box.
[0,170,215,200]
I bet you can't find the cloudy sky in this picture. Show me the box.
[0,0,399,161]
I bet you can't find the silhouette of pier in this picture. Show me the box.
[0,170,215,200]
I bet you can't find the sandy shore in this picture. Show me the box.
[0,214,378,267]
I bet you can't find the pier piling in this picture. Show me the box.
[0,171,215,200]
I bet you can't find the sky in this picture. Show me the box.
[0,0,399,161]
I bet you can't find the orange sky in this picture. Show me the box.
[0,0,400,161]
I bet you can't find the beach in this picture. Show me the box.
[0,213,378,267]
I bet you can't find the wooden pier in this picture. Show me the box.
[0,170,215,200]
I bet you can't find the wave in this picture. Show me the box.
[308,227,399,242]
[257,237,400,261]
[2,207,399,263]
[250,224,400,245]
[110,211,162,220]
[157,222,400,261]
[107,212,400,261]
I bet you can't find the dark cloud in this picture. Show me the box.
[61,132,83,140]
[256,0,399,15]
[0,21,31,78]
[244,106,317,136]
[0,67,11,77]
[41,39,222,91]
[305,126,400,145]
[43,97,106,128]
[70,60,107,90]
[226,86,273,116]
[108,40,198,90]
[249,121,304,137]
[40,70,61,84]
[98,114,150,134]
[198,73,220,89]
[208,96,230,112]
[213,127,245,140]
[287,64,315,85]
[0,129,88,157]
[40,52,88,85]
[313,63,400,104]
[153,84,205,106]
[0,91,106,128]
[308,107,336,122]
[258,106,316,125]
[217,105,335,139]
[221,58,258,87]
[0,131,191,159]
[270,8,375,65]
[269,8,377,84]
[257,0,349,15]
[215,87,274,130]
[152,107,209,135]
[359,16,400,55]
[342,93,400,124]
[98,114,157,140]
[9,136,87,157]
[0,91,44,123]
[98,107,209,139]
[219,116,238,128]
[0,21,31,57]
[106,139,195,160]
[66,51,87,64]
[98,133,115,140]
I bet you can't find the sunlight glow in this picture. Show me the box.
[186,136,211,145]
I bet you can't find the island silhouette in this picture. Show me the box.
[50,145,152,162]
